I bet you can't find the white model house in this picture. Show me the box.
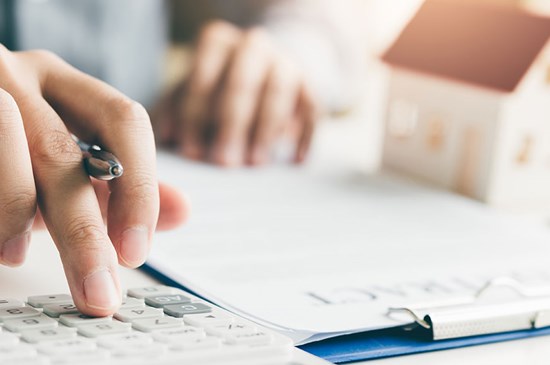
[381,0,550,207]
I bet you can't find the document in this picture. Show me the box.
[149,152,550,344]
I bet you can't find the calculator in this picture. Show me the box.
[0,285,331,365]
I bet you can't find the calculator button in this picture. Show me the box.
[170,336,222,351]
[77,321,131,338]
[49,349,110,365]
[27,295,72,308]
[42,303,78,318]
[144,294,191,308]
[0,299,25,309]
[36,338,97,355]
[98,331,153,349]
[114,307,164,323]
[152,326,206,343]
[59,313,112,328]
[182,310,234,327]
[0,343,38,360]
[0,332,19,348]
[224,330,273,346]
[164,302,212,318]
[110,342,167,359]
[3,314,58,332]
[131,316,183,332]
[20,327,77,344]
[0,306,41,322]
[120,297,145,309]
[2,357,50,365]
[205,321,258,337]
[127,286,179,299]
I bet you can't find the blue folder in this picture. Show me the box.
[142,264,550,364]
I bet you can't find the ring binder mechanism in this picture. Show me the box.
[388,277,550,340]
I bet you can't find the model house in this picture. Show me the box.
[381,0,550,206]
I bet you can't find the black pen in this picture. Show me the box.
[74,137,124,181]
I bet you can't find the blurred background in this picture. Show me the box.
[4,0,550,211]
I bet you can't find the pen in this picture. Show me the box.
[74,137,124,181]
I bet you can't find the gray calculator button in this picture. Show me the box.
[42,302,78,318]
[145,294,191,308]
[77,321,131,338]
[127,286,178,299]
[3,314,58,332]
[0,307,41,322]
[114,307,163,323]
[163,302,212,318]
[120,297,145,309]
[132,316,183,332]
[0,299,25,309]
[27,294,72,308]
[59,313,112,328]
[20,327,77,344]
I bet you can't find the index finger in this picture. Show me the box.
[34,53,159,269]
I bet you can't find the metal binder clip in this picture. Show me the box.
[388,277,550,340]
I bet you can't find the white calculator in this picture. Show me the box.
[0,285,331,365]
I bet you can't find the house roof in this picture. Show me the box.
[382,1,550,92]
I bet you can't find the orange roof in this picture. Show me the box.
[383,1,550,92]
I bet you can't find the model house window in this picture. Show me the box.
[388,100,418,139]
[516,134,534,165]
[426,116,446,151]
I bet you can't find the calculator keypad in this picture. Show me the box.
[0,285,298,365]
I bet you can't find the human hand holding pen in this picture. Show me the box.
[0,45,189,316]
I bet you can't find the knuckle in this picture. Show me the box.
[30,128,82,167]
[226,71,256,96]
[105,97,151,130]
[24,49,63,65]
[200,20,239,44]
[0,189,36,221]
[242,27,268,48]
[63,216,107,251]
[123,178,158,206]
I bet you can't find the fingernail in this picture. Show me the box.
[1,232,30,266]
[119,227,149,267]
[83,269,120,310]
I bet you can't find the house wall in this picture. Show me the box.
[382,69,503,200]
[488,48,550,206]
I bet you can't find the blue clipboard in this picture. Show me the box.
[142,264,550,364]
[299,325,550,363]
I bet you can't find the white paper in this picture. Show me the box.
[149,152,550,345]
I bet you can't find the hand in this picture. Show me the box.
[153,20,318,167]
[0,45,189,316]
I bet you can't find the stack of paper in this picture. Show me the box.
[148,152,550,345]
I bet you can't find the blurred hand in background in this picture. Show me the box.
[153,21,317,167]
